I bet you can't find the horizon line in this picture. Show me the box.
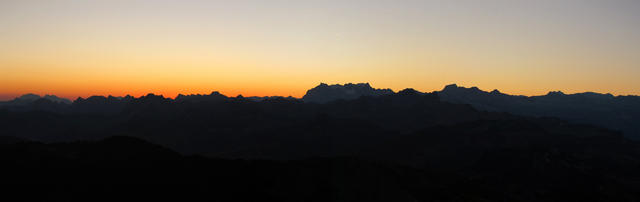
[2,83,638,102]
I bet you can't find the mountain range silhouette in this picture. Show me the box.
[3,83,638,139]
[1,83,640,201]
[302,83,395,103]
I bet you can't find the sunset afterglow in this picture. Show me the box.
[2,0,639,100]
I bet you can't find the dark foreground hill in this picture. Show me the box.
[2,135,640,202]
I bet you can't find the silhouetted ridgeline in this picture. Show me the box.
[302,83,394,103]
[438,84,640,139]
[5,82,636,138]
[1,83,640,201]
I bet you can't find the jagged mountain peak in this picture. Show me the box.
[440,84,489,96]
[443,84,459,90]
[546,91,565,96]
[397,88,423,96]
[302,83,394,103]
[15,93,42,102]
[9,93,72,104]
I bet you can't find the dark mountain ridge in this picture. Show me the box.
[302,83,394,103]
[0,87,631,161]
[438,84,640,139]
[2,82,639,140]
[2,84,640,201]
[0,83,640,139]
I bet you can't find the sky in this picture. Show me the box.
[1,0,639,100]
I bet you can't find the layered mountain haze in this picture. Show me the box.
[301,83,640,139]
[2,83,640,200]
[438,84,640,139]
[3,0,640,200]
[300,83,640,139]
[2,83,639,139]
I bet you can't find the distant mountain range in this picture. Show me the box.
[2,83,640,200]
[0,86,631,162]
[0,93,71,105]
[302,83,394,103]
[303,83,639,139]
[1,83,639,139]
[302,83,640,139]
[438,84,640,139]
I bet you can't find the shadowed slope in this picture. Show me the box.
[438,84,640,139]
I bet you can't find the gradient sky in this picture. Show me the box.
[1,0,639,100]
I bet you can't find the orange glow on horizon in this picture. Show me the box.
[2,1,639,100]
